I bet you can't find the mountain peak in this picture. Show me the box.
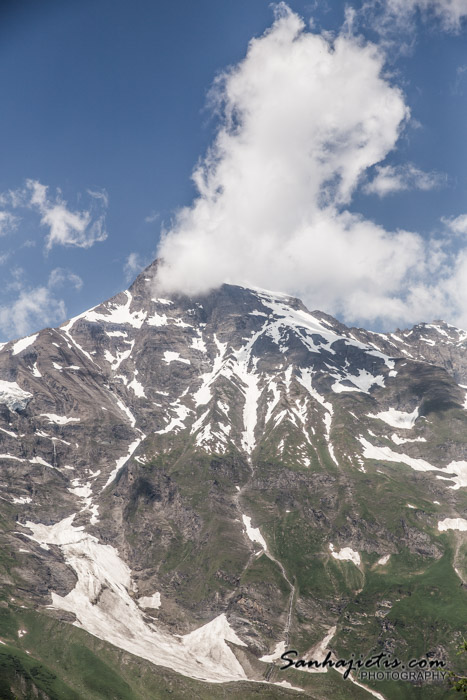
[0,263,466,697]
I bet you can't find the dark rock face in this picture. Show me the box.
[0,259,466,694]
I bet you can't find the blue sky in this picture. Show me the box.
[1,0,467,339]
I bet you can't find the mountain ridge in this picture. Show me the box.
[0,260,465,699]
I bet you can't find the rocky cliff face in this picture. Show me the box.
[0,260,466,698]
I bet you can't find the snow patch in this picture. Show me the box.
[12,334,38,355]
[71,291,147,329]
[191,336,207,352]
[105,330,128,338]
[0,380,33,411]
[329,543,360,566]
[259,640,287,663]
[31,362,41,377]
[146,312,168,327]
[128,371,146,398]
[163,351,190,365]
[377,554,390,565]
[31,456,54,468]
[104,437,145,488]
[391,433,426,445]
[157,400,191,434]
[41,414,80,425]
[332,369,385,394]
[242,514,267,551]
[273,681,304,692]
[193,336,228,407]
[104,340,134,371]
[116,399,136,427]
[138,593,161,609]
[438,517,467,532]
[359,436,467,489]
[21,516,248,683]
[368,407,419,430]
[0,427,17,438]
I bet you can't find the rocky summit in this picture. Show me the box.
[0,259,465,699]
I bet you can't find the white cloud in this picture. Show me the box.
[383,0,467,32]
[124,252,146,282]
[0,286,65,339]
[87,189,109,207]
[0,211,18,236]
[0,268,82,339]
[145,211,160,224]
[48,267,83,291]
[364,163,446,196]
[155,7,437,327]
[24,180,108,251]
[441,213,467,235]
[153,5,467,330]
[0,180,108,251]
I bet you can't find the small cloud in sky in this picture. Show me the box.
[452,63,467,94]
[48,267,83,291]
[441,213,467,236]
[87,188,109,207]
[363,163,446,196]
[124,252,146,282]
[26,180,108,251]
[0,267,82,339]
[0,211,19,236]
[145,211,160,224]
[363,0,467,36]
[0,180,106,340]
[385,0,467,32]
[154,4,467,330]
[0,180,108,251]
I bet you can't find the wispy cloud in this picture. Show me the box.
[0,268,82,339]
[363,163,446,196]
[144,211,160,224]
[47,267,83,291]
[124,252,146,282]
[0,211,19,236]
[383,0,467,32]
[361,0,467,37]
[0,180,108,251]
[26,180,108,251]
[441,213,467,236]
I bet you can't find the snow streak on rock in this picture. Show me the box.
[359,436,467,489]
[297,368,336,465]
[242,514,268,551]
[368,407,419,430]
[40,414,80,425]
[104,437,145,489]
[259,640,287,663]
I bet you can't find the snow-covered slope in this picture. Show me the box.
[0,260,466,698]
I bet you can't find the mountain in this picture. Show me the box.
[0,259,465,700]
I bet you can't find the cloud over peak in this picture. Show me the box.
[154,5,467,330]
[154,8,414,325]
